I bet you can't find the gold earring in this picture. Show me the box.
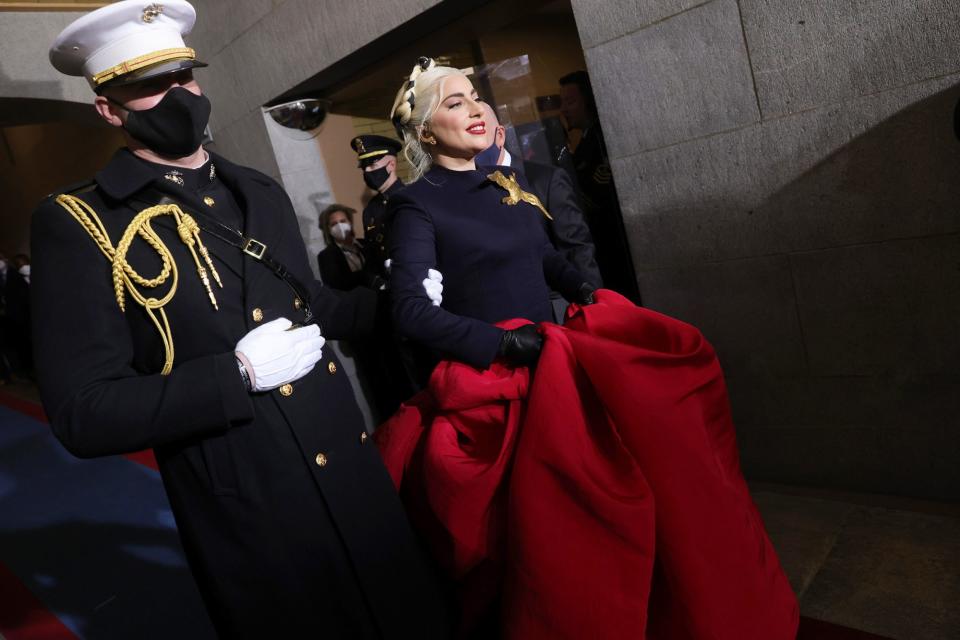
[421,132,437,145]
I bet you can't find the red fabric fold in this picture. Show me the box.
[376,290,798,639]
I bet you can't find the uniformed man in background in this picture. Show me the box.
[351,134,405,272]
[31,2,450,637]
[559,70,640,303]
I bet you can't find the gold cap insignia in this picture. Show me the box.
[142,4,164,23]
[353,137,366,154]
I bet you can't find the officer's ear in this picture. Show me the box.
[495,126,506,149]
[386,156,397,173]
[93,93,125,128]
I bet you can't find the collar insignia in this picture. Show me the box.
[163,170,184,186]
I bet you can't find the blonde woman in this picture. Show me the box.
[378,58,799,640]
[387,58,596,371]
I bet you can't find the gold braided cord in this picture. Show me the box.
[91,47,196,87]
[55,194,221,375]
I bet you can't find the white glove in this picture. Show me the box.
[423,268,443,306]
[235,318,325,392]
[384,258,392,274]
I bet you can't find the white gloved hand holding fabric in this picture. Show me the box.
[235,318,325,392]
[423,268,443,306]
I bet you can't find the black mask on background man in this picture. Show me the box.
[363,167,390,192]
[112,87,211,157]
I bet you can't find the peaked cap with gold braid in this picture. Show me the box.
[49,0,207,91]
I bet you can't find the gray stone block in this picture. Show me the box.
[614,74,960,269]
[202,0,441,131]
[791,235,960,377]
[727,374,960,435]
[585,0,759,158]
[729,370,960,501]
[637,255,806,377]
[201,46,260,131]
[570,0,705,49]
[800,506,960,639]
[740,0,960,118]
[736,422,960,501]
[0,12,90,104]
[207,108,281,181]
[189,0,274,58]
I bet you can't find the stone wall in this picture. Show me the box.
[571,0,960,499]
[0,11,88,104]
[190,0,444,180]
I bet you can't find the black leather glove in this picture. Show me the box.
[576,282,597,305]
[497,324,543,367]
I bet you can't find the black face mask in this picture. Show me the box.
[363,166,390,192]
[114,86,211,157]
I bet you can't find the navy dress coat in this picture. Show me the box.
[316,240,380,291]
[362,180,404,271]
[388,164,584,370]
[30,149,451,638]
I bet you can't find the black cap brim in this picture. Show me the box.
[97,58,208,92]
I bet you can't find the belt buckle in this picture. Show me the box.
[243,238,266,259]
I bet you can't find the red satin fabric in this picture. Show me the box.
[376,290,798,639]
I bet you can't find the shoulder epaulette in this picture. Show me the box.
[47,177,97,199]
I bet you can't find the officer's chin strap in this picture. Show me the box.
[55,194,222,375]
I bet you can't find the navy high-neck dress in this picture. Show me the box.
[388,164,584,369]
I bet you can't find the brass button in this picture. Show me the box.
[279,383,293,397]
[252,308,264,322]
[360,432,368,444]
[203,196,216,207]
[327,361,337,375]
[315,452,328,467]
[294,297,302,310]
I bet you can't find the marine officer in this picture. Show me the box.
[31,2,451,637]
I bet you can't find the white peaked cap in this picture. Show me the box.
[49,0,206,91]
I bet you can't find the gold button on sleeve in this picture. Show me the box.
[279,383,294,397]
[252,308,264,322]
[327,361,337,375]
[360,432,368,444]
[315,453,328,467]
[294,298,303,310]
[203,196,216,207]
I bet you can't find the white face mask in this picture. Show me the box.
[330,221,353,241]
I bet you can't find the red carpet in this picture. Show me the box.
[0,561,78,640]
[0,389,158,470]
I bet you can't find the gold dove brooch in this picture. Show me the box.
[487,170,554,221]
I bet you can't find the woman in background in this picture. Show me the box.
[316,203,384,292]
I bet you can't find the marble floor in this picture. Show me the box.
[753,483,960,640]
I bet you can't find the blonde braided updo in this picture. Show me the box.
[390,57,466,182]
